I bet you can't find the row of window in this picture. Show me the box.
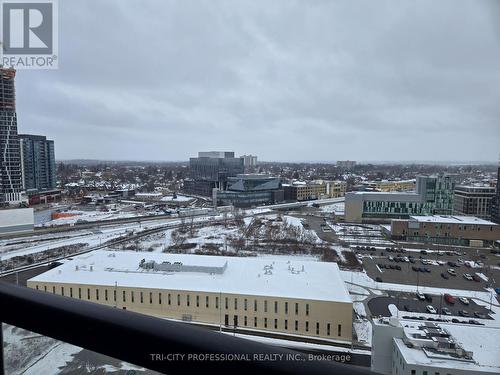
[231,315,341,336]
[35,285,312,316]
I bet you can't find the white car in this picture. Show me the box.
[416,292,426,300]
[437,260,445,265]
[463,273,473,281]
[447,268,457,276]
[426,305,437,314]
[459,297,470,305]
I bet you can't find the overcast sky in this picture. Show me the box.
[15,0,500,162]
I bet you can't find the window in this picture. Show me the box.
[264,318,267,328]
[305,321,309,332]
[53,286,56,294]
[285,302,288,314]
[177,294,180,306]
[254,317,257,327]
[423,372,428,375]
[122,291,126,302]
[61,287,64,296]
[264,300,268,313]
[316,322,319,335]
[244,298,248,311]
[295,320,298,331]
[244,316,247,326]
[274,301,278,314]
[284,320,288,330]
[196,295,200,307]
[168,293,171,305]
[96,289,99,301]
[206,296,209,308]
[327,323,330,336]
[338,324,342,337]
[216,296,219,309]
[225,297,228,309]
[274,319,278,329]
[105,289,108,301]
[113,290,116,302]
[234,298,238,310]
[140,292,144,303]
[411,370,416,375]
[44,286,47,292]
[150,292,153,304]
[35,285,38,290]
[254,299,258,312]
[131,291,134,303]
[187,294,190,306]
[159,293,162,304]
[70,288,73,298]
[295,303,298,315]
[87,288,90,299]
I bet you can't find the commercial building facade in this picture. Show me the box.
[284,182,325,201]
[345,174,457,223]
[214,174,284,207]
[27,251,353,343]
[184,151,244,197]
[385,215,500,247]
[240,154,258,168]
[363,180,416,192]
[0,68,23,205]
[19,134,56,194]
[453,185,495,220]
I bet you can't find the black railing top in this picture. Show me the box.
[0,282,375,375]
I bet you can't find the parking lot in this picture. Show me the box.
[357,246,499,291]
[367,291,493,321]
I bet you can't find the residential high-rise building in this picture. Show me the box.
[0,68,23,205]
[183,151,244,197]
[19,134,56,193]
[453,185,495,220]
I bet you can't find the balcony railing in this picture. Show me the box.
[0,282,375,375]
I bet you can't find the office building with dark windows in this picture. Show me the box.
[214,174,284,207]
[183,151,244,197]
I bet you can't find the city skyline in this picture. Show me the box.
[13,0,500,162]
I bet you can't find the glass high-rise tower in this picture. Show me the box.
[0,68,23,205]
[19,134,56,193]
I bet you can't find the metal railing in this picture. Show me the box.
[0,282,375,375]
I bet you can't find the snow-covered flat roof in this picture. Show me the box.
[29,251,351,303]
[409,215,497,225]
[395,322,500,373]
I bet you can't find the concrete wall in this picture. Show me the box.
[27,281,352,342]
[0,207,34,234]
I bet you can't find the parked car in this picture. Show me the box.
[451,318,459,323]
[472,275,481,282]
[424,294,433,302]
[423,268,431,273]
[426,305,437,314]
[444,294,456,304]
[441,307,451,315]
[474,312,487,319]
[463,273,473,281]
[458,297,469,305]
[395,265,401,271]
[416,292,426,300]
[468,319,481,325]
[376,277,383,282]
[458,310,469,317]
[437,260,445,265]
[412,266,418,272]
[440,272,449,280]
[447,268,457,276]
[420,250,428,255]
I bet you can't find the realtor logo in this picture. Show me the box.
[1,0,58,69]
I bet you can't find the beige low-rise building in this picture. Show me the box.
[27,251,353,343]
